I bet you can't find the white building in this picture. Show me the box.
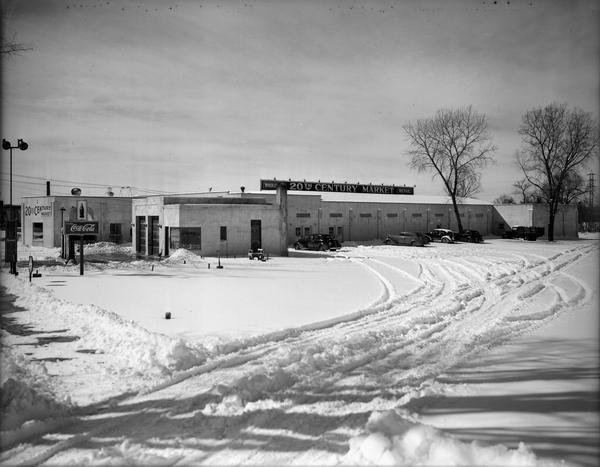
[21,195,132,249]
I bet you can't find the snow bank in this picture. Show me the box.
[83,242,134,256]
[2,273,208,378]
[160,248,206,265]
[0,343,72,433]
[344,409,568,466]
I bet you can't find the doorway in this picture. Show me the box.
[136,216,146,255]
[250,219,261,251]
[149,216,159,256]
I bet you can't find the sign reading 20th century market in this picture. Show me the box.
[260,179,414,195]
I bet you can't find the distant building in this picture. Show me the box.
[493,203,579,240]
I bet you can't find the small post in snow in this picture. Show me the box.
[28,256,34,282]
[79,236,84,275]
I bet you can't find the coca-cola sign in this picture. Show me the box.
[65,221,99,235]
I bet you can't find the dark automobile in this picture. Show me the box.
[294,234,341,251]
[502,226,545,241]
[248,248,266,260]
[426,228,455,243]
[384,232,429,247]
[455,229,483,243]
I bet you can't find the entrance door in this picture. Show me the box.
[164,227,169,257]
[136,216,146,255]
[337,226,344,242]
[250,219,261,251]
[149,216,159,256]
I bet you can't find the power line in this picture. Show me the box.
[0,172,172,194]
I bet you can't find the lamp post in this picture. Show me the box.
[60,207,66,259]
[2,138,28,274]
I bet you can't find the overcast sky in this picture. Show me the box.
[2,0,598,202]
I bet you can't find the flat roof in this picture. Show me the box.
[247,191,491,206]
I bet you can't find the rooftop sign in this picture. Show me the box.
[260,179,414,195]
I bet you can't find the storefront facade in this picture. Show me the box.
[21,195,132,248]
[132,195,285,257]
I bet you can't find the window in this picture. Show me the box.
[32,222,43,245]
[296,212,311,218]
[475,213,484,218]
[386,213,398,218]
[329,213,343,218]
[220,226,227,241]
[359,213,372,218]
[412,213,422,218]
[109,223,122,244]
[329,227,335,236]
[170,227,201,251]
[295,227,302,237]
[304,226,311,237]
[434,213,444,217]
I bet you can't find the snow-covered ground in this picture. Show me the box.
[0,235,598,466]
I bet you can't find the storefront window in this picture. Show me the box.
[32,222,43,245]
[170,227,201,251]
[110,223,122,244]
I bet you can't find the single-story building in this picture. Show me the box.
[493,203,579,240]
[21,195,132,249]
[132,193,287,258]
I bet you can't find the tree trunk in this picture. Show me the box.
[547,203,556,241]
[452,201,464,233]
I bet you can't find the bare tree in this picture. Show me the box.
[512,179,534,203]
[494,194,515,204]
[404,106,496,233]
[556,171,588,204]
[1,11,32,56]
[516,103,599,241]
[1,40,32,55]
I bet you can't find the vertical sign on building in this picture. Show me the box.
[77,200,87,220]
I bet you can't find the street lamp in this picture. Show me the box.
[60,207,66,259]
[2,138,28,274]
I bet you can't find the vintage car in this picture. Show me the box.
[426,228,455,243]
[455,229,483,243]
[294,234,341,251]
[384,232,429,247]
[502,226,545,241]
[248,248,266,260]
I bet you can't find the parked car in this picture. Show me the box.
[455,229,483,243]
[248,248,266,260]
[384,232,429,247]
[294,234,341,251]
[426,228,455,243]
[502,226,544,241]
